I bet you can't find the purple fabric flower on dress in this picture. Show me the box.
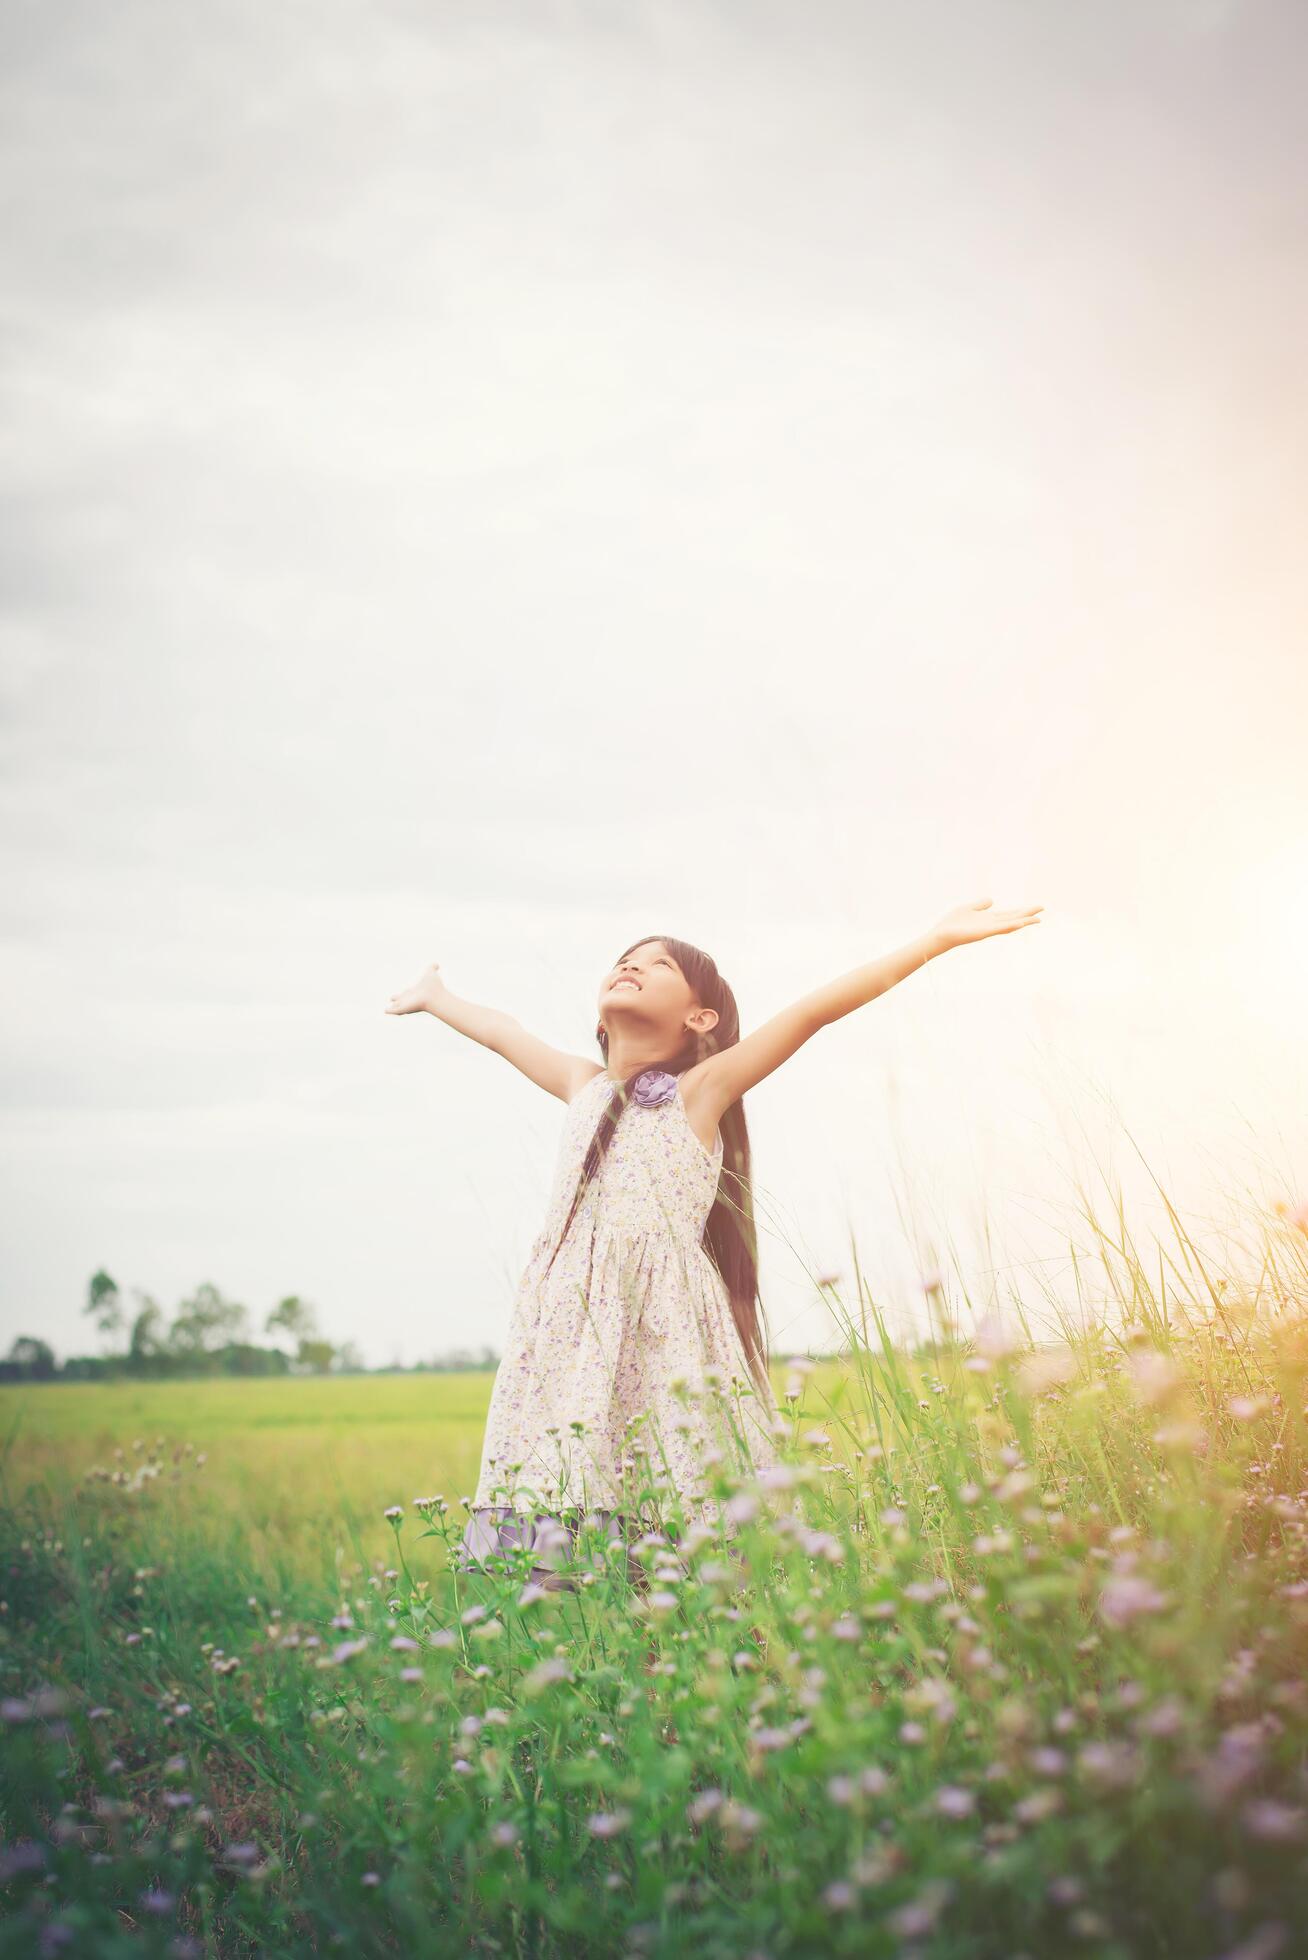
[632,1068,678,1108]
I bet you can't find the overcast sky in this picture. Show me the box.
[3,0,1306,1369]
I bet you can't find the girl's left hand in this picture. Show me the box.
[929,897,1044,955]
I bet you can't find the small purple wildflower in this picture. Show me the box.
[587,1808,632,1838]
[1242,1801,1305,1842]
[1097,1574,1171,1628]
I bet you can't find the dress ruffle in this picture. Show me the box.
[455,1503,645,1592]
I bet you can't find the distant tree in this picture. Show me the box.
[169,1282,248,1359]
[220,1342,292,1377]
[333,1339,365,1373]
[127,1292,166,1364]
[423,1343,500,1372]
[84,1269,124,1349]
[5,1335,56,1380]
[265,1295,319,1347]
[296,1336,337,1375]
[55,1353,112,1383]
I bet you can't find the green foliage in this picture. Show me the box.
[267,1295,319,1345]
[2,1336,55,1381]
[4,1233,1308,1956]
[83,1267,123,1344]
[127,1294,166,1363]
[168,1281,249,1358]
[295,1337,337,1375]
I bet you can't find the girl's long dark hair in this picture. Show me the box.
[539,935,770,1398]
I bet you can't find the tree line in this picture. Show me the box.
[1,1270,499,1383]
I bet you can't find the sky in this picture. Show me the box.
[2,0,1306,1369]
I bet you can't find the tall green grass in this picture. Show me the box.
[3,1174,1307,1958]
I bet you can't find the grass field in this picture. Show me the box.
[1,1374,499,1589]
[4,1196,1308,1958]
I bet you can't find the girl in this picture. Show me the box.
[386,898,1042,1588]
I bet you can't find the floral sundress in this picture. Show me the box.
[457,1066,783,1580]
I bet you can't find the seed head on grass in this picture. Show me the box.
[1097,1574,1171,1628]
[587,1808,631,1838]
[523,1657,572,1693]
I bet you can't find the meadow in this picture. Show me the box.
[4,1186,1308,1959]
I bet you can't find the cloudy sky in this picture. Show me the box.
[3,0,1305,1369]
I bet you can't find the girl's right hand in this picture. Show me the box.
[385,962,449,1016]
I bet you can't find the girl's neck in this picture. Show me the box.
[602,1037,680,1081]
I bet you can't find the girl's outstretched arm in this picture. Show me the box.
[685,897,1044,1125]
[385,962,599,1104]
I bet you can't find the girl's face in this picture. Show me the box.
[598,940,715,1041]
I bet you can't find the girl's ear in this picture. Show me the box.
[689,1006,719,1037]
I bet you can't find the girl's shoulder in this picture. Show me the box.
[564,1062,608,1106]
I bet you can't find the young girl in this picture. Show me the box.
[386,898,1042,1587]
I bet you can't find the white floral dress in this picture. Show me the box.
[458,1067,782,1574]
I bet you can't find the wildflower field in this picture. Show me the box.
[4,1198,1308,1959]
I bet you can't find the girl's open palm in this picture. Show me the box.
[385,962,447,1016]
[932,897,1044,953]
